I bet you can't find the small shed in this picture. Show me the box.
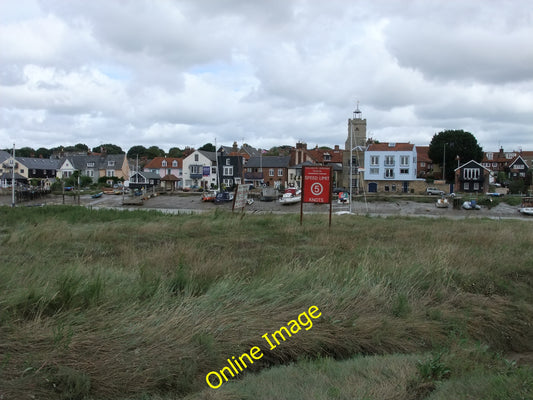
[161,174,180,191]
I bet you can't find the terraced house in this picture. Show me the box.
[57,153,130,184]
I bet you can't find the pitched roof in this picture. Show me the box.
[0,150,11,163]
[161,174,180,181]
[16,157,61,170]
[306,147,344,163]
[131,171,161,180]
[509,155,529,169]
[246,156,291,168]
[144,157,182,169]
[454,160,491,172]
[198,150,217,161]
[61,154,126,170]
[367,143,414,151]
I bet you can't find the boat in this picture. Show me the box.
[214,191,234,204]
[519,197,533,215]
[462,200,481,210]
[202,190,218,202]
[91,192,103,198]
[279,188,301,205]
[435,197,449,208]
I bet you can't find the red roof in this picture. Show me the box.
[307,147,343,163]
[367,143,414,151]
[144,157,182,169]
[416,146,431,162]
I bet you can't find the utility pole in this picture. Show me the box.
[11,143,15,208]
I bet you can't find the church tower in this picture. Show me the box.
[345,102,366,150]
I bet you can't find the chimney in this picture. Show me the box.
[334,145,340,151]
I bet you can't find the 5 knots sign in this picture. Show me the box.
[300,166,333,226]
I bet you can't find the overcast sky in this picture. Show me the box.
[1,0,532,154]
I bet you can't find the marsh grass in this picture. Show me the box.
[0,206,532,399]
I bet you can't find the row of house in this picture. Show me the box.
[0,150,130,188]
[1,108,530,194]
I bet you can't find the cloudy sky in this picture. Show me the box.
[1,0,532,154]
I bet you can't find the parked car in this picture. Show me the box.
[426,187,444,195]
[332,187,346,194]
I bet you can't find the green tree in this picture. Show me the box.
[168,147,184,158]
[199,143,216,152]
[127,145,148,159]
[92,144,123,154]
[35,147,52,158]
[17,147,35,157]
[428,130,483,182]
[146,146,165,159]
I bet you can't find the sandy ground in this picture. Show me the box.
[1,192,531,220]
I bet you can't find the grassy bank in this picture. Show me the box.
[0,206,532,399]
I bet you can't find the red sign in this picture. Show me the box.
[302,166,332,204]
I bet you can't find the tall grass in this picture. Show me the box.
[0,206,532,399]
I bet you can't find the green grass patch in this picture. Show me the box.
[0,206,532,399]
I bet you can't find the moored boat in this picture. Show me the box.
[519,197,533,215]
[435,197,449,208]
[279,188,301,205]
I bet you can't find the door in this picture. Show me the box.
[368,182,377,193]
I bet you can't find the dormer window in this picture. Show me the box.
[108,160,115,167]
[324,153,331,161]
[172,160,178,167]
[162,160,167,167]
[226,158,231,165]
[87,162,95,167]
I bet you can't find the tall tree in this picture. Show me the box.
[35,147,52,158]
[127,145,148,159]
[146,146,165,159]
[17,147,35,157]
[92,144,123,154]
[198,143,216,152]
[168,147,184,158]
[428,130,483,182]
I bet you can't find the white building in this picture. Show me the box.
[364,143,418,193]
[182,150,218,189]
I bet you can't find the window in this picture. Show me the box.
[384,168,394,178]
[420,162,426,167]
[226,158,231,165]
[32,169,36,174]
[463,168,480,179]
[370,156,379,165]
[87,162,95,167]
[370,167,379,175]
[486,152,493,160]
[162,160,167,167]
[400,168,409,174]
[211,167,216,174]
[86,170,94,177]
[515,164,524,170]
[520,172,526,177]
[278,168,283,177]
[247,167,252,173]
[223,166,233,176]
[190,165,201,174]
[108,161,115,167]
[384,185,389,192]
[106,170,114,177]
[384,156,395,166]
[464,182,469,190]
[20,169,25,174]
[172,160,178,167]
[400,156,409,166]
[223,178,233,186]
[167,169,171,175]
[324,153,331,161]
[492,163,498,168]
[391,184,396,192]
[473,183,479,190]
[269,168,274,177]
[194,154,199,162]
[235,178,241,184]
